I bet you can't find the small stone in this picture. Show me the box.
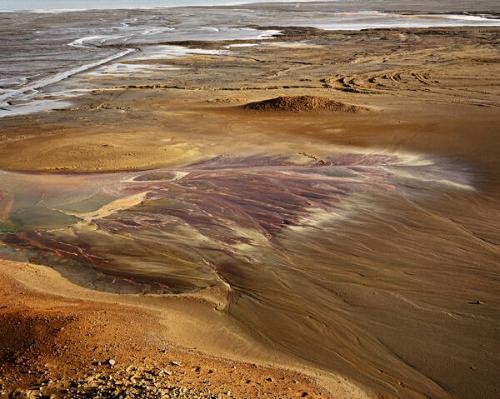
[108,359,116,367]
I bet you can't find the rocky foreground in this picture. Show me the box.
[3,364,263,398]
[1,359,317,399]
[0,261,331,399]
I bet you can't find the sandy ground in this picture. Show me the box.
[0,260,340,399]
[0,18,499,399]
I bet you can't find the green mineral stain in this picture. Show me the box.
[9,207,79,231]
[0,224,16,234]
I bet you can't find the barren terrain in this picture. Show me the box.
[0,5,499,399]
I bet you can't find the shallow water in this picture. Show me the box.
[0,150,474,292]
[0,0,327,12]
[1,149,499,397]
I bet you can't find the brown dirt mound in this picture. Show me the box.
[242,96,364,113]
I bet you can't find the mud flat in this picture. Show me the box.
[0,2,500,399]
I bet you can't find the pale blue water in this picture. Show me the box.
[0,0,316,11]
